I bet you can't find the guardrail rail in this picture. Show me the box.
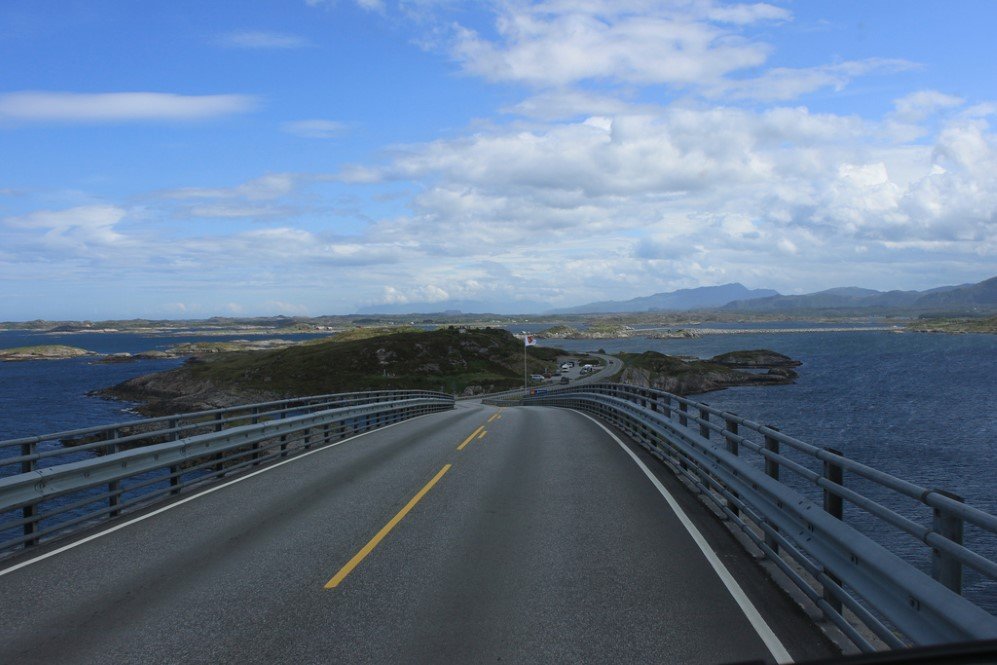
[0,390,454,554]
[485,383,997,652]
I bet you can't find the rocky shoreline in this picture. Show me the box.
[538,324,899,340]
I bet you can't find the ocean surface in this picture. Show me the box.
[0,330,329,441]
[1,327,994,610]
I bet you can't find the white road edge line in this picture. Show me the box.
[576,410,794,665]
[0,412,439,579]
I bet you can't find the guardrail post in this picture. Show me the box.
[931,490,965,594]
[723,416,740,517]
[822,449,844,519]
[698,405,710,439]
[661,395,672,419]
[168,417,181,490]
[251,407,260,425]
[20,441,38,547]
[763,428,780,555]
[678,402,688,427]
[213,413,225,476]
[279,411,289,458]
[822,447,844,613]
[108,429,121,518]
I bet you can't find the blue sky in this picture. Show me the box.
[1,0,995,319]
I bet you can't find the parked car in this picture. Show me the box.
[559,376,570,384]
[530,374,545,381]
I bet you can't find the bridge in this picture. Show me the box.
[1,383,996,663]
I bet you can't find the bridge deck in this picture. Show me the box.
[0,403,836,663]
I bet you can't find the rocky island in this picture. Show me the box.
[0,345,96,361]
[617,349,800,395]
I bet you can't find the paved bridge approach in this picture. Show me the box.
[1,387,995,663]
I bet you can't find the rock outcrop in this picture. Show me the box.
[617,349,799,395]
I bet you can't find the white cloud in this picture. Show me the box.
[714,59,916,102]
[401,2,913,106]
[186,204,297,219]
[281,119,348,139]
[3,205,129,251]
[217,30,311,49]
[163,173,298,201]
[505,89,640,120]
[893,90,964,122]
[5,204,123,230]
[355,0,386,11]
[305,0,385,10]
[0,92,256,123]
[704,2,789,24]
[449,2,773,87]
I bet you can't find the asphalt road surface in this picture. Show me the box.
[0,403,836,664]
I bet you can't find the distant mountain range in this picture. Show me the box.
[547,283,779,314]
[352,277,995,316]
[723,277,996,312]
[353,299,551,316]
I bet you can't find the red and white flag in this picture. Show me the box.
[523,334,537,346]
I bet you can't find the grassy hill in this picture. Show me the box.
[103,327,563,413]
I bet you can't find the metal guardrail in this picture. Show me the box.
[0,390,454,554]
[486,383,997,651]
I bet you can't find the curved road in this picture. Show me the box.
[0,404,835,664]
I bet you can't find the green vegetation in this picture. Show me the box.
[185,327,561,394]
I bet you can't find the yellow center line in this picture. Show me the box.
[457,425,485,451]
[324,464,452,589]
[487,412,501,423]
[477,430,487,440]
